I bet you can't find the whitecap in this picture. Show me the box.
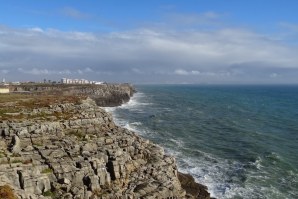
[118,92,152,110]
[130,122,142,126]
[169,138,185,148]
[252,156,263,170]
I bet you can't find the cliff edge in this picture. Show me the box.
[9,83,135,107]
[0,84,210,199]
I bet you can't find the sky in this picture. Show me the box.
[1,0,298,84]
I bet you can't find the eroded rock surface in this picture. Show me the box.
[0,98,187,198]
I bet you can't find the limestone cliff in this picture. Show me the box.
[9,83,135,107]
[0,85,210,199]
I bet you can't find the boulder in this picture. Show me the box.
[9,135,21,153]
[178,172,211,199]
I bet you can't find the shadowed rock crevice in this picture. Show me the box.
[106,161,116,181]
[17,170,24,190]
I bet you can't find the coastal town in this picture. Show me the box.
[0,78,104,93]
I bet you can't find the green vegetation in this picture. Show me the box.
[0,93,85,121]
[11,153,21,157]
[33,140,44,147]
[10,160,22,164]
[0,94,25,103]
[0,152,4,158]
[66,130,86,140]
[43,190,54,197]
[41,168,53,174]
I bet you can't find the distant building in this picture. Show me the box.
[11,82,20,85]
[61,78,102,85]
[62,78,67,84]
[0,86,9,93]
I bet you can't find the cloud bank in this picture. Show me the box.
[0,24,298,84]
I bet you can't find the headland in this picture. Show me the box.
[0,83,210,199]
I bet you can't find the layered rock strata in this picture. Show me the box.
[0,98,189,198]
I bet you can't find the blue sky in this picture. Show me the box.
[1,0,297,32]
[1,0,298,84]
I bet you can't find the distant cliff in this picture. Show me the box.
[9,83,135,107]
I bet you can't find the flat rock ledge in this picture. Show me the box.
[0,98,210,199]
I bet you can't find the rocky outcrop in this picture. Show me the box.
[178,173,211,199]
[0,98,187,198]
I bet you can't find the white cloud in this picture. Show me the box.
[58,70,72,75]
[0,69,9,74]
[1,24,298,83]
[18,68,50,75]
[174,69,230,77]
[84,67,93,72]
[18,68,72,75]
[132,68,143,74]
[174,69,189,75]
[174,69,201,76]
[191,70,200,75]
[30,27,44,33]
[270,73,278,78]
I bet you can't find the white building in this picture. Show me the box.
[62,78,67,84]
[61,78,102,85]
[0,86,9,93]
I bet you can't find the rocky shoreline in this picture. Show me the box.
[0,84,211,199]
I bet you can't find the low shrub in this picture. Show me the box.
[0,185,17,199]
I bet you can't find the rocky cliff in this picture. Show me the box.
[9,83,135,107]
[0,85,210,199]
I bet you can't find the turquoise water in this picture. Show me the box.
[105,85,298,199]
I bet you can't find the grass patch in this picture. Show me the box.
[33,142,43,146]
[11,153,21,157]
[32,139,44,147]
[66,130,85,140]
[10,160,22,164]
[0,93,85,120]
[43,190,54,197]
[0,94,25,103]
[41,168,53,174]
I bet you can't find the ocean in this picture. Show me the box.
[104,85,298,199]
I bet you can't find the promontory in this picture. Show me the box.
[0,83,210,199]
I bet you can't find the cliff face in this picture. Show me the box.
[0,84,210,199]
[0,98,185,198]
[9,83,135,107]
